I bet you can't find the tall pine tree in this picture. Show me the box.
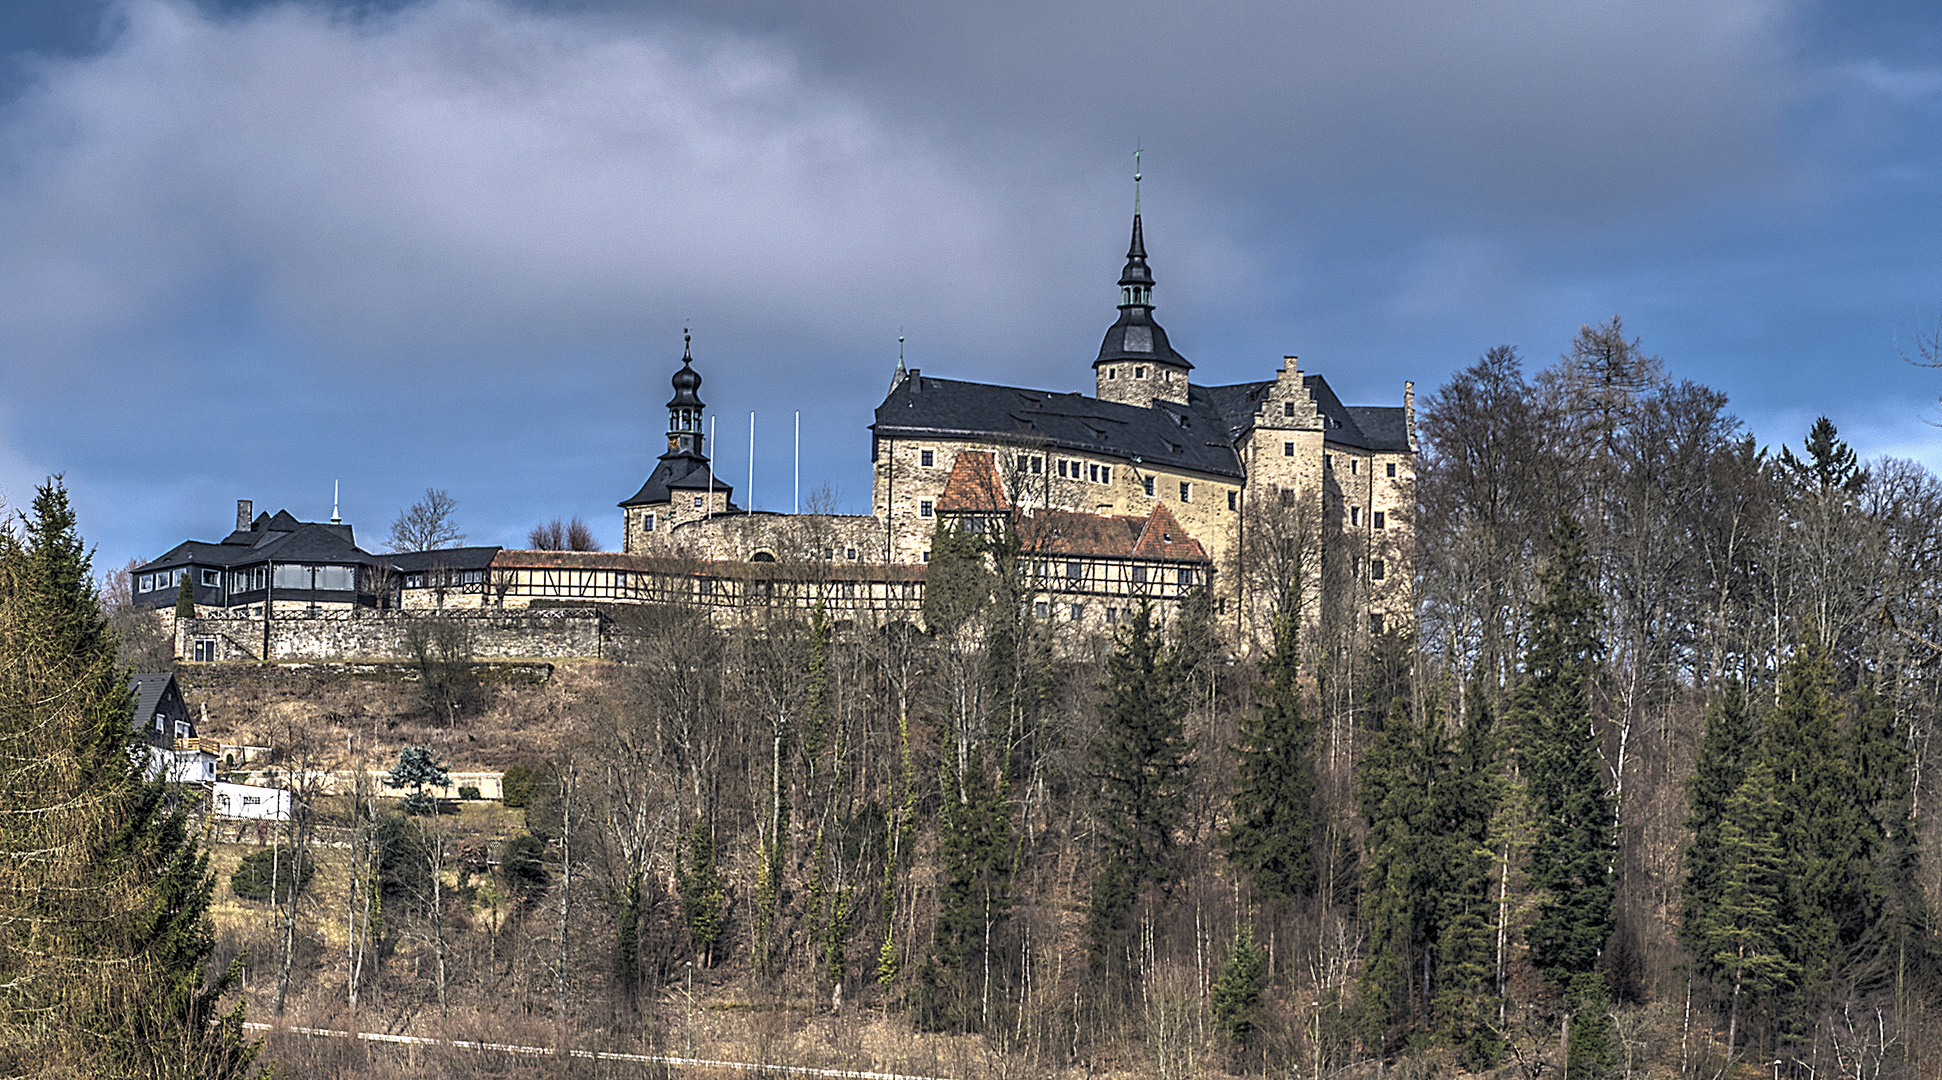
[0,480,257,1077]
[1225,582,1318,904]
[1509,516,1616,1075]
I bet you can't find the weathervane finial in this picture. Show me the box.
[683,326,692,361]
[1133,143,1142,216]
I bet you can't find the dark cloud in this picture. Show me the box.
[0,0,1940,565]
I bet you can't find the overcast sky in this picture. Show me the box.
[3,0,1942,565]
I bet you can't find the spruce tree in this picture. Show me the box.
[1225,584,1318,904]
[174,572,195,621]
[1434,684,1505,1067]
[1689,759,1795,1063]
[1356,695,1444,1056]
[1087,603,1194,965]
[0,480,256,1077]
[1211,924,1269,1042]
[1681,685,1758,977]
[1764,643,1879,1029]
[1509,516,1615,1073]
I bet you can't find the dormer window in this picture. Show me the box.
[1135,366,1147,379]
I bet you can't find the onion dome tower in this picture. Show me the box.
[619,332,733,552]
[1094,155,1191,408]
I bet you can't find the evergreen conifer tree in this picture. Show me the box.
[1211,923,1269,1042]
[1689,759,1796,1064]
[1682,685,1759,976]
[1357,695,1445,1056]
[1225,583,1318,904]
[1508,516,1615,1074]
[1087,603,1194,966]
[174,572,195,621]
[0,480,256,1077]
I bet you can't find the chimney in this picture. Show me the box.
[236,500,253,532]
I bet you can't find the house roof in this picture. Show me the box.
[874,374,1247,479]
[1016,503,1210,564]
[620,455,735,507]
[1190,376,1413,453]
[388,546,502,572]
[130,673,179,724]
[136,513,381,574]
[491,548,928,582]
[937,451,1010,512]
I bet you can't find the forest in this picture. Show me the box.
[4,316,1942,1079]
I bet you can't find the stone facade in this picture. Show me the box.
[175,608,608,664]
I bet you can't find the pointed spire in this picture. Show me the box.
[890,331,910,392]
[331,480,340,524]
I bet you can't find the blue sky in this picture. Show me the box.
[3,0,1942,565]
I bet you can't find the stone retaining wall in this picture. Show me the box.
[175,608,606,663]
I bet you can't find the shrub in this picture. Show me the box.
[231,847,315,904]
[501,763,538,809]
[501,833,549,895]
[458,785,481,800]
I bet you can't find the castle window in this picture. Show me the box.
[1179,482,1191,502]
[1180,568,1195,586]
[1065,562,1081,579]
[1387,462,1397,478]
[1352,459,1359,475]
[1101,466,1112,484]
[1070,603,1083,622]
[1283,442,1294,457]
[693,496,703,508]
[1088,463,1098,482]
[846,547,858,560]
[1371,613,1386,635]
[1228,491,1238,511]
[1373,511,1386,530]
[643,515,655,532]
[919,500,933,518]
[697,579,713,595]
[1135,366,1147,379]
[139,574,152,592]
[615,571,629,588]
[1107,368,1116,380]
[922,550,931,563]
[1350,507,1360,527]
[1283,401,1296,418]
[1216,598,1227,615]
[1371,559,1385,581]
[1132,565,1147,583]
[1106,607,1120,625]
[1031,456,1043,474]
[200,569,218,587]
[1034,601,1048,619]
[920,449,935,467]
[1143,476,1155,497]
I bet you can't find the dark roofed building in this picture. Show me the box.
[132,500,394,617]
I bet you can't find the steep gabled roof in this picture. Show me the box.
[1130,502,1207,562]
[937,451,1009,512]
[388,546,502,572]
[130,673,179,726]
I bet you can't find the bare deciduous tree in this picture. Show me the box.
[389,487,466,553]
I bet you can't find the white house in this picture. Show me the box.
[212,781,291,821]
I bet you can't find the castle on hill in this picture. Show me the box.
[138,200,1414,661]
[618,203,1417,642]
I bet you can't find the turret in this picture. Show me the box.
[1093,164,1191,408]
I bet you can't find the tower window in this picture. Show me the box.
[1283,401,1296,418]
[1179,482,1191,502]
[1088,463,1098,483]
[694,496,703,508]
[1034,601,1048,619]
[1100,466,1112,484]
[1107,368,1117,380]
[1228,491,1238,511]
[1143,476,1155,497]
[1387,462,1397,478]
[846,547,858,560]
[643,515,655,533]
[1374,511,1386,530]
[1350,507,1360,526]
[1032,456,1043,474]
[1283,442,1294,457]
[1352,459,1359,475]
[1069,603,1083,622]
[919,500,934,518]
[1135,366,1147,379]
[1372,558,1386,580]
[1371,613,1386,636]
[920,449,934,467]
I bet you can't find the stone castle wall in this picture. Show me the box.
[175,608,607,663]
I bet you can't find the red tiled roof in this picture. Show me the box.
[1015,503,1209,563]
[936,451,1010,512]
[491,549,926,582]
[1131,503,1207,561]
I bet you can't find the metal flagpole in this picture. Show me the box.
[748,412,755,514]
[708,416,715,514]
[794,411,800,514]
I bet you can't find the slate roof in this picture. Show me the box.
[130,673,179,726]
[1017,503,1210,564]
[620,456,735,508]
[136,513,381,575]
[388,547,502,572]
[874,373,1247,479]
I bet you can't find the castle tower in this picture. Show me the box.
[620,334,734,553]
[1093,203,1191,408]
